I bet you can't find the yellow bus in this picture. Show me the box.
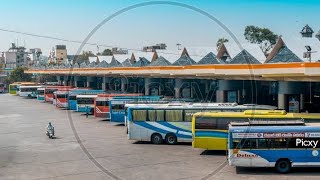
[9,82,36,95]
[191,110,320,150]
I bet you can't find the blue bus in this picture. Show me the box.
[228,123,320,173]
[68,89,105,110]
[109,96,161,123]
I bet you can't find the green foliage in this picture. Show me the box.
[77,51,95,64]
[6,67,32,84]
[216,38,229,51]
[101,49,113,56]
[244,26,278,57]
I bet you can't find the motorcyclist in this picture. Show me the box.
[46,122,54,136]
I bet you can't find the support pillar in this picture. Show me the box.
[102,77,107,91]
[300,94,304,110]
[216,90,225,102]
[278,94,286,110]
[86,77,94,88]
[57,76,62,85]
[121,78,127,92]
[174,79,182,98]
[144,78,151,96]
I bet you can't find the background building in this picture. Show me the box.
[55,45,67,64]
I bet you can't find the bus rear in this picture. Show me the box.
[94,94,142,118]
[68,90,104,110]
[228,123,320,173]
[76,95,97,113]
[37,88,45,101]
[54,91,69,108]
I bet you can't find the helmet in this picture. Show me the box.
[48,122,52,125]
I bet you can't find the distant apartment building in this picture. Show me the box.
[28,48,42,65]
[55,45,67,64]
[4,43,28,68]
[143,43,167,52]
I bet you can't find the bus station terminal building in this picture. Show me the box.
[26,37,320,113]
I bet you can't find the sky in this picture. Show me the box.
[0,0,319,55]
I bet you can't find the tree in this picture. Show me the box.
[77,51,95,64]
[101,49,113,56]
[244,26,278,57]
[216,38,229,51]
[6,67,32,84]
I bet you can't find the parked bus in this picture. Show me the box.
[228,122,320,173]
[0,83,5,93]
[53,90,70,108]
[68,89,104,110]
[127,103,277,145]
[94,94,142,118]
[9,82,36,95]
[108,96,162,123]
[44,86,72,103]
[192,110,320,150]
[76,94,97,113]
[18,86,42,98]
[37,87,45,101]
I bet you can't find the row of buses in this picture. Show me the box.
[10,82,320,173]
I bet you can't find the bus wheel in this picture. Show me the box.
[151,133,163,144]
[275,159,291,173]
[165,133,177,145]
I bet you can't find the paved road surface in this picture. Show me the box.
[0,94,319,180]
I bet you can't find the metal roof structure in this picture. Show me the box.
[197,52,224,64]
[229,50,261,64]
[109,56,122,67]
[149,56,172,66]
[121,58,133,67]
[132,57,150,67]
[172,54,196,66]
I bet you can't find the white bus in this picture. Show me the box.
[19,86,42,98]
[76,94,97,113]
[126,103,277,145]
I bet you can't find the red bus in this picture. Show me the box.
[44,86,73,103]
[94,94,142,118]
[53,88,91,108]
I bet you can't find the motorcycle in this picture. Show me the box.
[46,128,54,139]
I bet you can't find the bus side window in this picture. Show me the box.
[148,110,164,121]
[132,110,147,121]
[195,117,217,129]
[184,110,200,122]
[166,110,183,122]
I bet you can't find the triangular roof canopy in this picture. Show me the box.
[216,43,231,63]
[229,50,261,64]
[265,37,303,63]
[149,56,172,66]
[151,51,159,62]
[121,58,133,67]
[130,53,136,64]
[172,54,196,66]
[172,48,196,66]
[97,60,108,68]
[301,24,314,37]
[133,57,150,67]
[197,52,224,64]
[109,56,122,67]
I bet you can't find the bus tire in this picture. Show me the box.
[275,159,291,174]
[151,133,163,144]
[165,133,177,145]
